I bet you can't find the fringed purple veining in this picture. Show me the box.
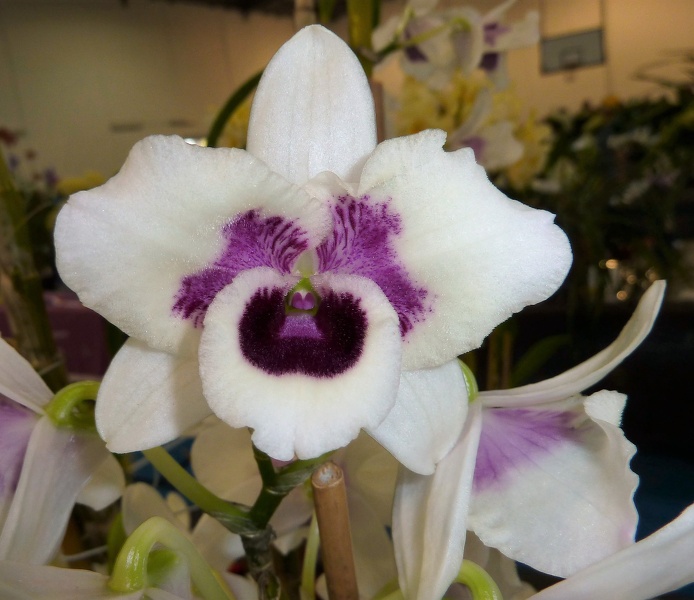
[173,210,310,327]
[473,408,579,491]
[316,195,428,336]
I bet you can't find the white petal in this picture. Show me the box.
[393,401,482,600]
[76,453,125,511]
[192,514,244,574]
[0,336,52,411]
[0,418,111,564]
[122,483,187,536]
[349,490,398,598]
[480,280,665,408]
[367,360,467,474]
[468,392,638,577]
[531,504,694,600]
[222,574,259,600]
[199,268,402,460]
[247,25,376,185]
[191,421,258,497]
[96,339,212,453]
[358,130,572,369]
[55,136,328,355]
[0,562,143,600]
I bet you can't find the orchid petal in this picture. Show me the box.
[473,121,525,171]
[349,489,398,598]
[531,504,694,600]
[247,25,376,185]
[222,573,259,600]
[191,514,244,573]
[191,421,258,497]
[96,339,212,453]
[122,483,187,536]
[486,11,539,52]
[393,401,482,600]
[469,391,638,577]
[76,454,125,511]
[0,399,37,525]
[358,129,571,369]
[480,280,665,408]
[55,135,329,356]
[0,336,52,411]
[367,360,467,475]
[0,418,110,564]
[0,562,143,600]
[199,268,402,460]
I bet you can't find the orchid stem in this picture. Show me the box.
[142,447,253,533]
[44,380,100,430]
[109,516,235,600]
[455,560,503,600]
[300,512,320,599]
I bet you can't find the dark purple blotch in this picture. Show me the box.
[473,408,578,491]
[239,287,367,378]
[316,195,428,336]
[483,22,510,47]
[173,210,309,327]
[480,52,500,73]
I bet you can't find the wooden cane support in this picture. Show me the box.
[311,461,359,600]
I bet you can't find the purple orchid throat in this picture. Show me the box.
[240,287,366,377]
[474,408,579,491]
[172,195,428,376]
[0,396,36,497]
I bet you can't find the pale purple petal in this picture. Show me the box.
[469,392,638,577]
[247,25,376,185]
[531,504,694,600]
[0,397,38,525]
[393,401,482,600]
[480,281,665,408]
[0,417,111,564]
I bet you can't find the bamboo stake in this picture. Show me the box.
[311,461,359,600]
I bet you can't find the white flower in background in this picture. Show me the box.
[393,281,666,600]
[373,0,539,89]
[0,336,124,565]
[55,25,570,474]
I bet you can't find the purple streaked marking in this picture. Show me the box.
[173,210,309,327]
[0,395,37,498]
[473,408,578,491]
[239,287,366,377]
[483,22,510,47]
[316,195,428,336]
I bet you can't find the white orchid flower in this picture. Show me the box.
[0,336,124,565]
[373,0,539,90]
[393,281,666,600]
[55,25,570,473]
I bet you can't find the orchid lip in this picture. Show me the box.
[285,278,320,316]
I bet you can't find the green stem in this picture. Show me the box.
[44,380,100,430]
[206,71,263,148]
[455,560,503,600]
[0,151,68,391]
[300,512,320,600]
[109,516,234,600]
[347,0,377,77]
[143,447,254,533]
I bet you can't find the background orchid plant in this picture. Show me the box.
[0,9,693,600]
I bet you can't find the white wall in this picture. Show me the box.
[0,0,692,178]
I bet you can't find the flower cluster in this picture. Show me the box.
[0,23,692,600]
